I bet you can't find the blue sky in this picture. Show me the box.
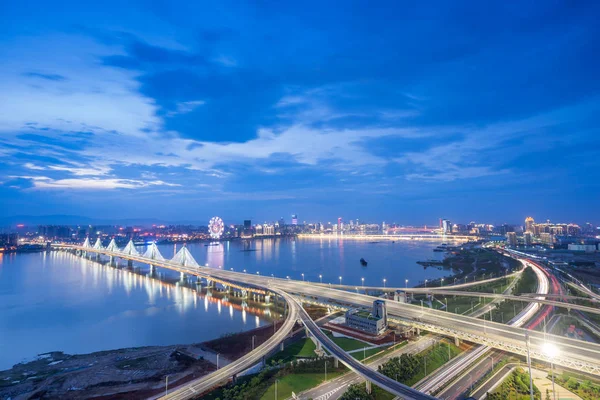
[1,1,599,225]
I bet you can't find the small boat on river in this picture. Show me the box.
[360,258,368,266]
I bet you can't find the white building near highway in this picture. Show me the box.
[345,300,388,335]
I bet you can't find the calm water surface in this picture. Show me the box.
[0,238,448,370]
[167,237,448,287]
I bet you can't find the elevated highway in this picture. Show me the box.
[162,290,299,400]
[55,244,600,378]
[313,286,600,316]
[294,296,437,400]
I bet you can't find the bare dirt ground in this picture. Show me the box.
[0,346,214,399]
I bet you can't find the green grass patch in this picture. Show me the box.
[351,346,389,361]
[553,371,600,400]
[487,367,540,400]
[267,338,317,364]
[405,341,462,386]
[365,341,408,363]
[260,371,346,400]
[432,295,493,314]
[513,267,538,295]
[323,330,369,352]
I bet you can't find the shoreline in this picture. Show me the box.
[0,321,283,399]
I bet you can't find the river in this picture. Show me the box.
[0,237,448,370]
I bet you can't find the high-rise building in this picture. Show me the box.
[506,232,517,247]
[244,220,252,229]
[442,219,452,234]
[291,215,298,225]
[525,217,535,234]
[524,232,532,246]
[540,232,555,246]
[337,217,342,232]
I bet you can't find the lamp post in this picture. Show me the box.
[383,278,387,288]
[425,279,428,287]
[544,342,559,400]
[165,375,169,396]
[301,273,304,281]
[319,274,322,283]
[405,279,408,289]
[362,277,365,287]
[525,334,534,400]
[441,278,444,287]
[252,335,256,350]
[216,353,220,369]
[339,276,342,286]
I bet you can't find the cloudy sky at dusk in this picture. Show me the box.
[1,1,599,225]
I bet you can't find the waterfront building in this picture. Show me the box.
[568,244,597,252]
[506,232,517,247]
[345,299,388,335]
[291,215,298,225]
[442,219,452,234]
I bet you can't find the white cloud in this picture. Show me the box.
[19,176,180,190]
[0,34,161,138]
[167,100,206,116]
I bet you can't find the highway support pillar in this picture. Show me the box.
[109,256,115,267]
[365,381,372,394]
[334,358,339,368]
[454,337,460,347]
[180,271,186,281]
[416,327,421,336]
[127,259,133,267]
[280,342,284,351]
[95,254,100,261]
[265,294,271,305]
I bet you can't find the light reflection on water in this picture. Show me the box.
[0,251,272,371]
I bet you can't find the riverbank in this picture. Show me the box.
[0,322,283,399]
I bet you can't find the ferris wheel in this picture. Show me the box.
[208,216,224,239]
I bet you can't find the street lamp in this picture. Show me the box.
[383,278,387,288]
[441,278,444,287]
[243,269,246,273]
[405,279,408,289]
[319,274,322,283]
[301,273,305,281]
[525,333,534,400]
[543,342,559,400]
[425,279,428,287]
[339,276,342,285]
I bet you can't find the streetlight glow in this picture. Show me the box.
[543,342,559,358]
